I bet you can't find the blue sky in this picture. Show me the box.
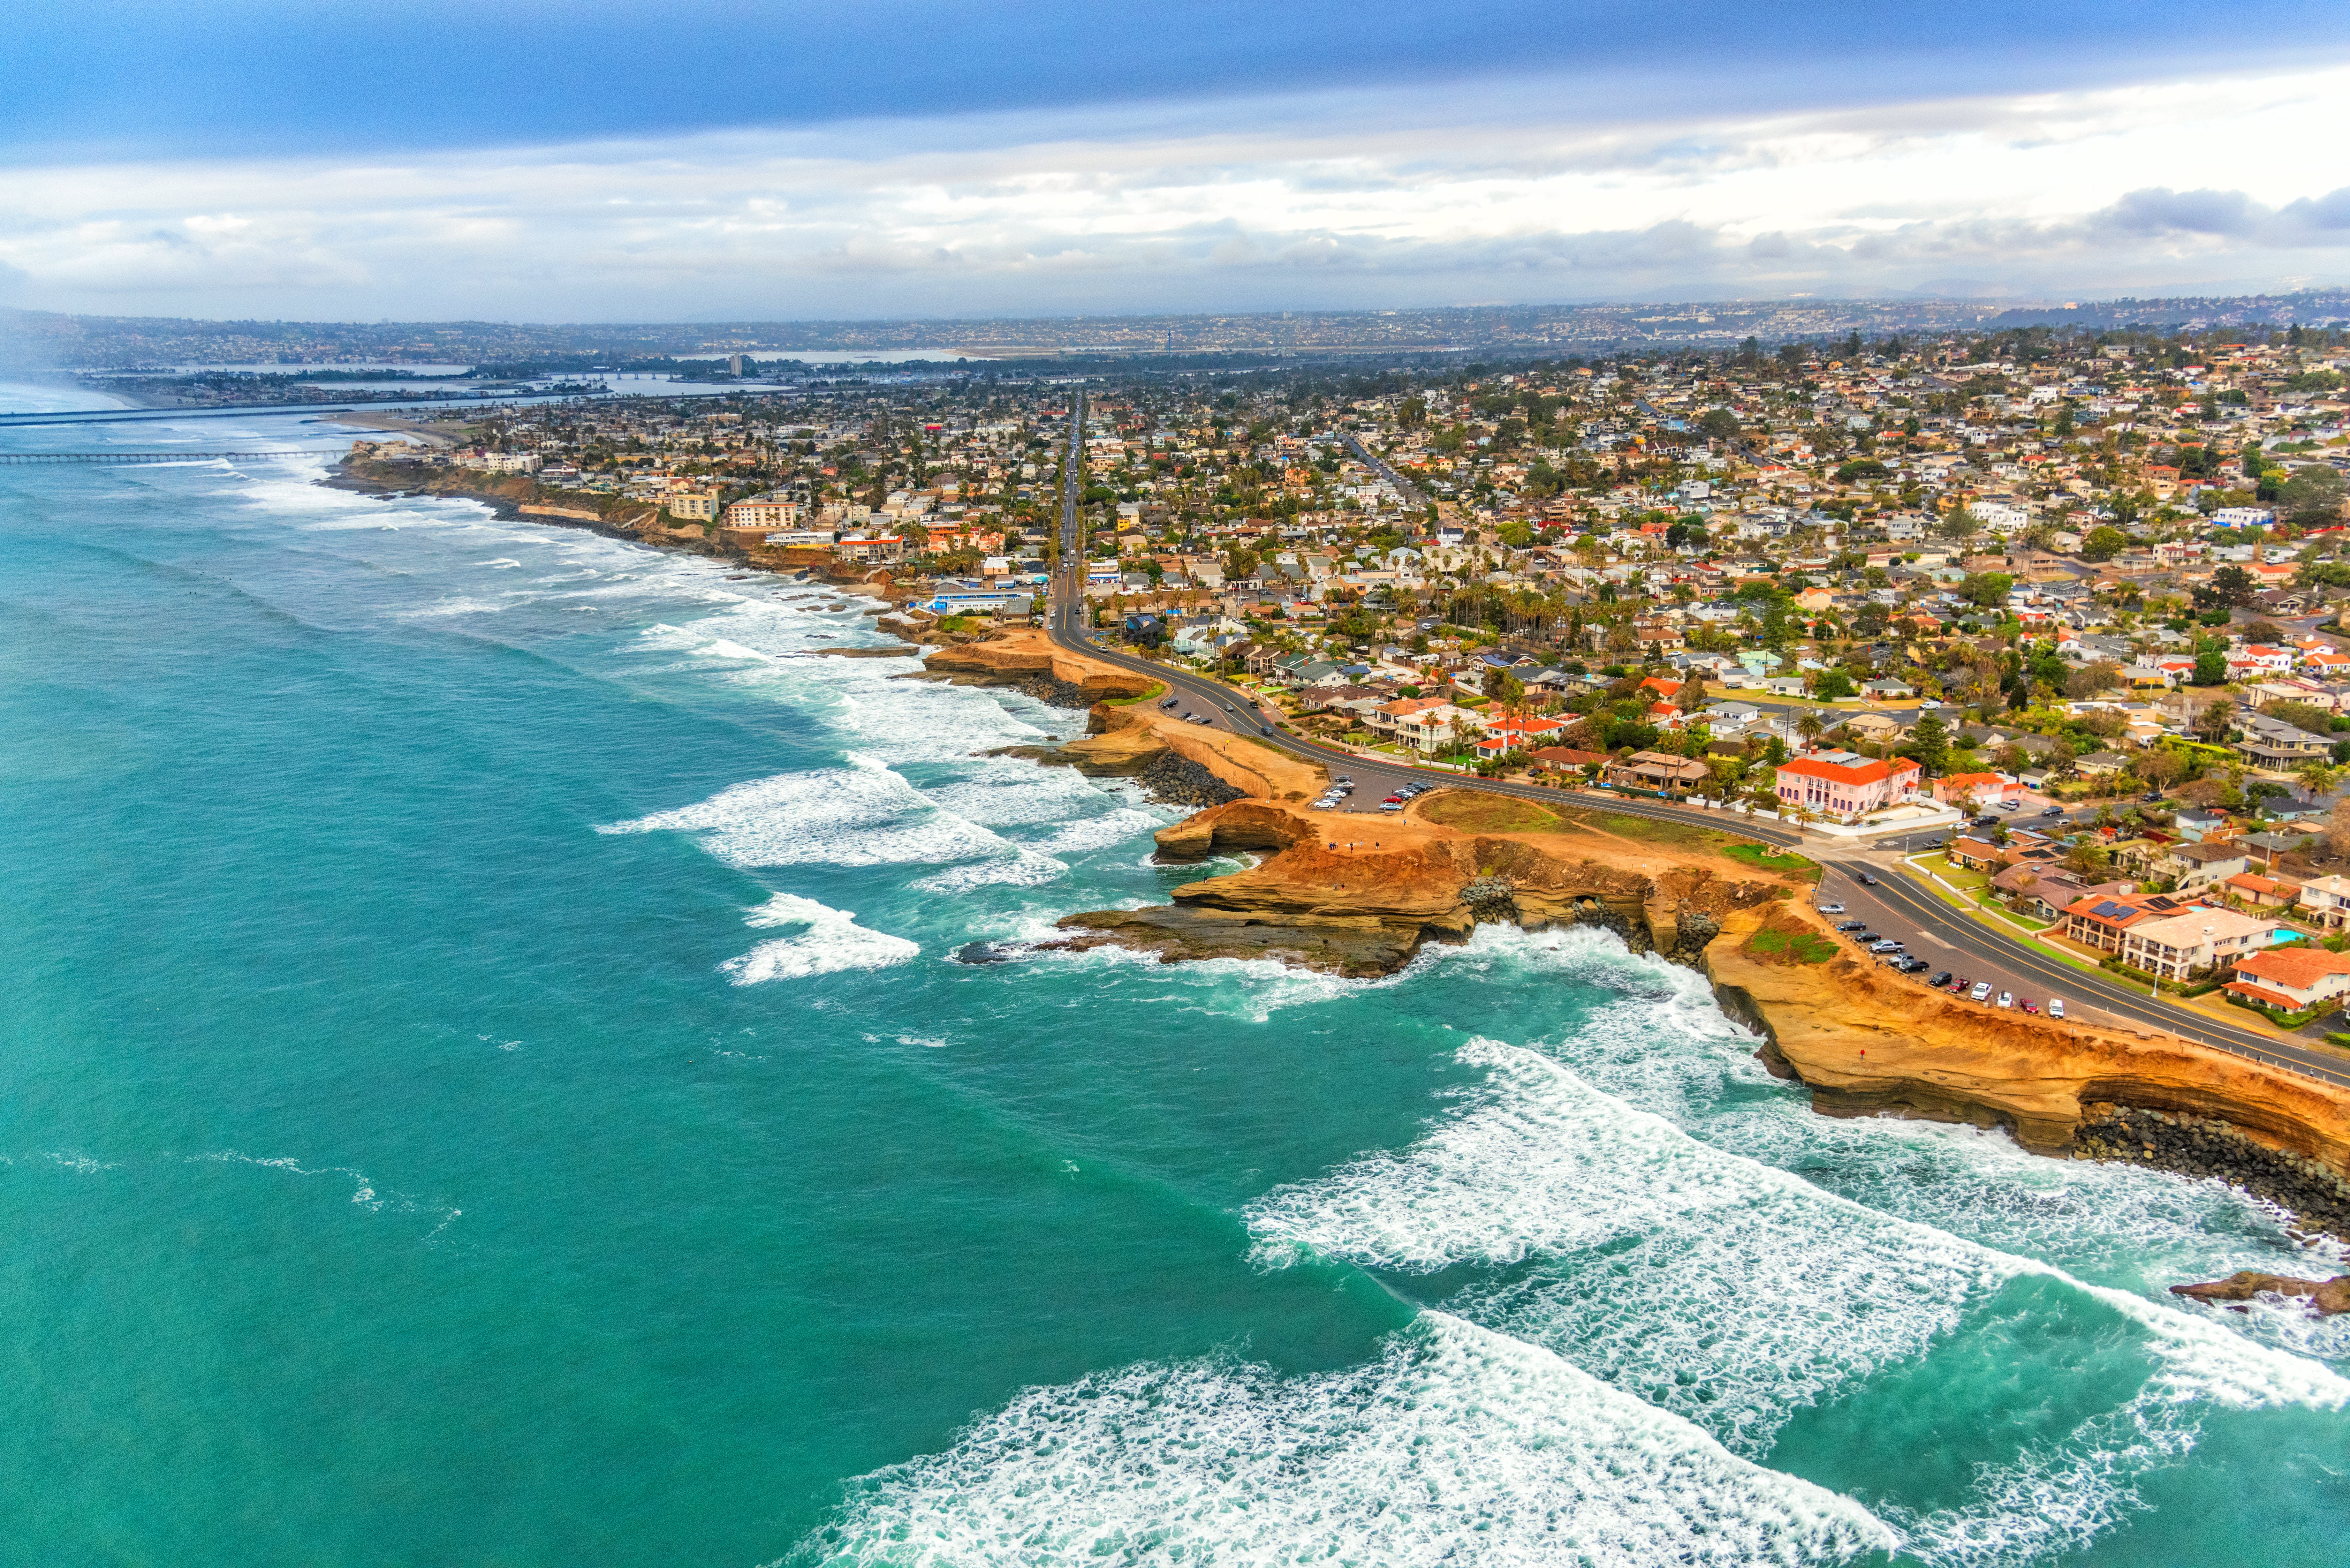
[4,1,2349,321]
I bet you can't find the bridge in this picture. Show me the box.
[0,450,319,465]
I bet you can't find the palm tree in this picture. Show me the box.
[2296,759,2340,801]
[1794,705,1826,752]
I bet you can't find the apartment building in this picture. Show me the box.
[1772,750,1922,821]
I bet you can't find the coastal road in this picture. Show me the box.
[1042,408,2349,1084]
[1813,857,2350,1089]
[1047,385,1807,843]
[1335,430,1424,510]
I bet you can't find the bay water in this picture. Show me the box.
[2,397,2344,1566]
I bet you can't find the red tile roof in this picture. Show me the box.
[1777,755,1919,784]
[2229,946,2350,989]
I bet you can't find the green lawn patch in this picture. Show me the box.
[1103,682,1168,706]
[1741,916,1839,965]
[1722,842,1823,881]
[1580,811,1719,847]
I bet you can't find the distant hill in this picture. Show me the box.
[5,290,2347,371]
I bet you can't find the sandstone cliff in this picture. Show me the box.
[1054,799,1769,978]
[1705,902,2350,1208]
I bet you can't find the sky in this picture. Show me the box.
[4,0,2350,324]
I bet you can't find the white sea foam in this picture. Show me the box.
[1251,1040,2345,1442]
[800,1311,1893,1568]
[1244,1033,2348,1563]
[599,763,1012,871]
[192,1151,462,1241]
[722,894,919,984]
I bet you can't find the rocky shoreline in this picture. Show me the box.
[2075,1104,2350,1240]
[840,619,2350,1259]
[1134,752,1247,811]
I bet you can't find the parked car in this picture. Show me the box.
[1948,975,1969,993]
[1869,939,1903,954]
[2049,999,2066,1020]
[1923,837,1946,848]
[1817,902,1846,915]
[1379,800,1404,812]
[1996,801,2020,812]
[1969,981,1993,1002]
[2020,999,2040,1014]
[1835,920,1868,932]
[1996,991,2014,1009]
[1181,712,1196,722]
[1159,696,1180,710]
[1929,970,1953,989]
[1895,956,1932,974]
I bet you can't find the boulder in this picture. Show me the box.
[2169,1271,2350,1315]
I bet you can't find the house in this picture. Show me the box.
[1367,695,1449,739]
[1606,750,1713,794]
[1526,746,1611,775]
[2224,947,2350,1014]
[2172,808,2234,843]
[2295,873,2350,931]
[2119,908,2283,981]
[2155,840,2251,891]
[2221,872,2301,911]
[1773,750,1923,821]
[2237,712,2335,772]
[1991,864,2110,921]
[2058,889,2192,953]
[1933,771,2021,807]
[2074,750,2130,778]
[1948,835,2005,871]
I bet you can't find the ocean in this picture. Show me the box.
[1,394,2344,1567]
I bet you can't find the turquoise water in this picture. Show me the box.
[2,397,2345,1566]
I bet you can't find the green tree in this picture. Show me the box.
[2078,525,2128,561]
[2208,564,2258,607]
[2278,466,2348,528]
[1905,711,1951,773]
[2191,649,2229,686]
[1697,409,1741,441]
[1959,572,2015,607]
[2193,695,2236,738]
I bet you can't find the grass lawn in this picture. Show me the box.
[1912,852,1989,894]
[1722,842,1823,881]
[1103,681,1168,706]
[1418,793,1574,834]
[1556,809,1723,848]
[1743,924,1839,964]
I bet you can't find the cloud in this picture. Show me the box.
[2100,187,2261,236]
[3,60,2349,319]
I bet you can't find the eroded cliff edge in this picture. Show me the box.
[921,631,1327,805]
[1708,902,2350,1233]
[1050,795,2350,1232]
[1052,797,1759,979]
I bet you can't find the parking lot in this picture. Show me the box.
[1814,863,2081,1020]
[1305,774,1432,817]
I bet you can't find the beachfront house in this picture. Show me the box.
[2118,908,2283,983]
